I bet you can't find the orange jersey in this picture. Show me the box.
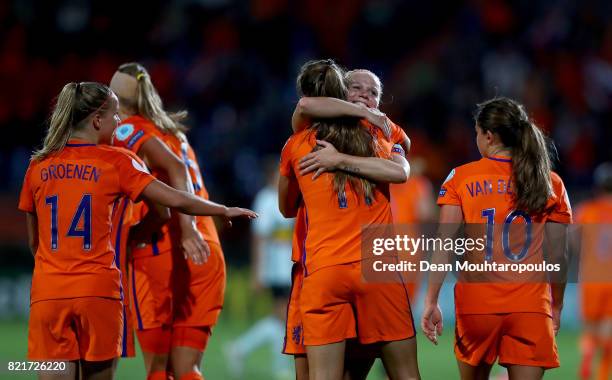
[437,155,572,315]
[390,175,434,224]
[575,195,612,279]
[18,141,155,303]
[112,115,173,258]
[291,205,307,263]
[575,196,612,320]
[161,133,220,245]
[295,116,408,160]
[280,128,394,275]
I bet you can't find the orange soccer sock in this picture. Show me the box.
[147,371,169,380]
[580,334,596,380]
[178,371,204,380]
[596,341,612,380]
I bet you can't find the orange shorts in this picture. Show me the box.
[172,241,226,328]
[131,252,173,330]
[171,326,211,351]
[284,262,306,355]
[455,313,559,368]
[28,297,122,361]
[300,261,415,346]
[581,284,612,322]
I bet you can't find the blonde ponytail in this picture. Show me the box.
[32,82,112,161]
[117,63,188,138]
[475,97,553,214]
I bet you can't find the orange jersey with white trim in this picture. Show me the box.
[437,155,572,315]
[18,142,155,303]
[112,115,173,258]
[280,128,394,274]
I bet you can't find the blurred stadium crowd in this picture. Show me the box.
[0,0,610,263]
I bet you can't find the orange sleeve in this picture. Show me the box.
[279,136,295,178]
[437,168,461,206]
[389,119,408,145]
[547,173,572,224]
[18,163,35,213]
[113,150,156,201]
[112,120,154,153]
[388,119,408,157]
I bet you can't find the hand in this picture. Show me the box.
[421,301,443,345]
[222,207,258,227]
[552,304,562,335]
[299,140,341,179]
[181,226,210,265]
[364,107,390,138]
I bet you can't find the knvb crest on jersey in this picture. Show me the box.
[292,324,303,345]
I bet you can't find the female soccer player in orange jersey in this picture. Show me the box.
[421,97,572,380]
[18,82,256,380]
[109,65,208,380]
[110,63,230,380]
[575,163,612,380]
[285,67,415,379]
[279,60,420,380]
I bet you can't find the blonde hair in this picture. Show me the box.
[346,69,383,104]
[116,62,188,138]
[33,82,112,160]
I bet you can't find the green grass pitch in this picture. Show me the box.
[0,319,580,379]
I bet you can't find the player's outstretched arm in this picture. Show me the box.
[141,179,257,222]
[299,140,409,183]
[292,97,388,134]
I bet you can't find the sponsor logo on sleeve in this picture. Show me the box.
[439,188,447,197]
[127,130,145,148]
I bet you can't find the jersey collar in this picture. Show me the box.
[486,155,512,163]
[66,139,96,147]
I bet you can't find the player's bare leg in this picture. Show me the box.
[379,337,420,380]
[306,341,345,380]
[38,360,78,380]
[456,360,492,380]
[80,358,117,380]
[171,346,204,380]
[295,355,309,380]
[506,365,543,380]
[143,352,169,378]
